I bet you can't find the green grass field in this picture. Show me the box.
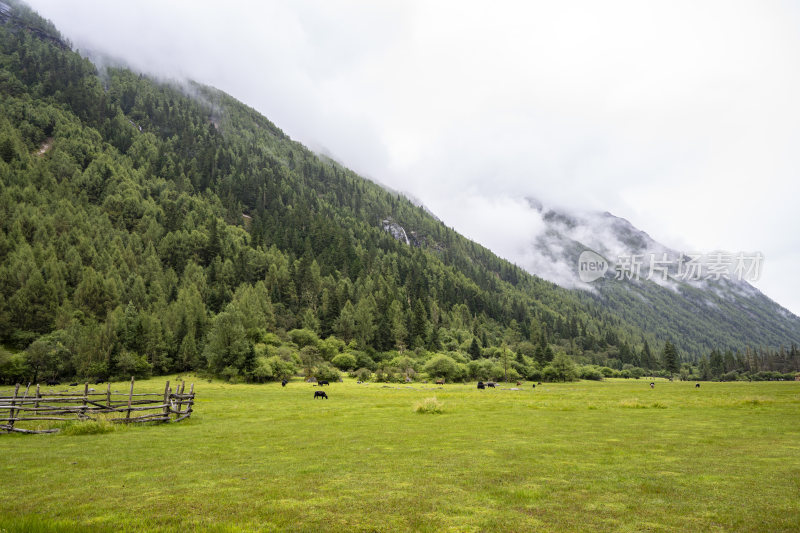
[1,378,799,532]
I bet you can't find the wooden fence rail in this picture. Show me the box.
[0,378,194,434]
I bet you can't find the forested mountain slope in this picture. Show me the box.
[0,1,797,384]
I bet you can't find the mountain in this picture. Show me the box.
[517,198,800,356]
[0,1,798,384]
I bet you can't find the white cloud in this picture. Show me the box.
[27,0,800,315]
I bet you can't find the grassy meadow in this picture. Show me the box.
[1,377,799,532]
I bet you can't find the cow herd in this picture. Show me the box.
[295,378,707,400]
[647,381,702,388]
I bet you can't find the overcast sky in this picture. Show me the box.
[26,0,800,316]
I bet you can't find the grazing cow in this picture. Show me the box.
[435,379,445,385]
[649,382,655,389]
[95,379,104,385]
[537,382,542,386]
[487,382,496,388]
[477,381,485,389]
[532,384,536,389]
[318,380,330,386]
[281,379,288,387]
[45,379,59,386]
[314,391,328,399]
[695,383,700,388]
[69,382,78,387]
[516,381,521,386]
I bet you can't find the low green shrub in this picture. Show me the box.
[580,366,604,381]
[313,362,341,382]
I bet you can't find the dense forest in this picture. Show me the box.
[1,1,798,385]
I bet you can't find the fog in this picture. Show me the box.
[26,0,800,315]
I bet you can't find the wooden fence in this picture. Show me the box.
[0,378,194,434]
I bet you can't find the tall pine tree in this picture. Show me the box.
[662,341,680,374]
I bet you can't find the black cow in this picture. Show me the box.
[477,381,485,389]
[695,383,701,388]
[317,380,330,386]
[281,379,288,387]
[69,382,78,387]
[45,379,59,386]
[486,382,496,388]
[95,379,104,385]
[532,384,536,389]
[649,382,655,389]
[314,391,328,399]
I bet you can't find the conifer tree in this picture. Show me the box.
[662,341,680,374]
[468,337,482,360]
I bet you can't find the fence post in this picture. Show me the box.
[82,382,89,419]
[106,382,111,409]
[8,383,30,429]
[35,383,41,409]
[175,381,185,416]
[126,377,134,421]
[8,384,20,430]
[187,383,194,418]
[162,381,171,421]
